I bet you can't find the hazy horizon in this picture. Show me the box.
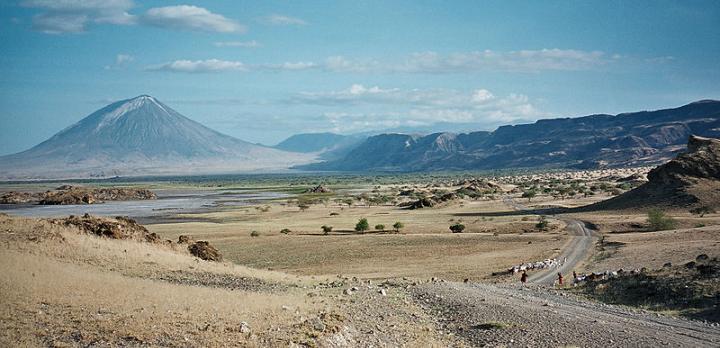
[1,0,719,155]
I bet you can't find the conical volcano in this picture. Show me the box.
[0,95,313,179]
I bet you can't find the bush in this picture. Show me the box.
[280,228,291,234]
[250,231,260,237]
[321,225,333,234]
[647,209,677,231]
[298,203,310,212]
[449,223,466,233]
[690,206,716,217]
[375,224,385,231]
[355,218,369,232]
[521,190,537,202]
[536,216,549,231]
[393,221,404,233]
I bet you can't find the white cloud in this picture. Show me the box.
[471,89,495,103]
[115,53,134,65]
[22,0,135,33]
[324,56,380,73]
[142,5,245,33]
[147,59,247,73]
[289,84,544,129]
[262,14,307,26]
[317,49,608,73]
[104,53,134,69]
[31,12,88,34]
[260,62,318,71]
[151,48,614,74]
[395,49,608,73]
[214,40,260,48]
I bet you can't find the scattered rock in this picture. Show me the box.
[178,235,193,244]
[310,317,326,332]
[239,322,251,334]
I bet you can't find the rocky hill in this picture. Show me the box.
[0,95,313,179]
[300,100,720,172]
[584,135,720,210]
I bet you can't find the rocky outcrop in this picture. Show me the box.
[1,186,157,205]
[51,214,159,242]
[306,185,332,194]
[647,135,720,185]
[0,191,42,204]
[400,192,459,209]
[40,187,157,205]
[584,135,720,210]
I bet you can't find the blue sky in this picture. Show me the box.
[1,0,719,155]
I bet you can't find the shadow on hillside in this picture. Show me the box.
[295,229,400,236]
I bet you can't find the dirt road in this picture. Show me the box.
[411,281,720,347]
[502,196,595,285]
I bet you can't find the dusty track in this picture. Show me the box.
[502,196,596,285]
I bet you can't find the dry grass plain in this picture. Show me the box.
[0,214,456,347]
[148,197,569,281]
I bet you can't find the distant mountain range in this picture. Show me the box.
[272,132,365,160]
[0,95,313,180]
[3,97,719,180]
[297,100,720,172]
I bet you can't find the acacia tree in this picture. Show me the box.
[522,190,537,202]
[355,218,370,233]
[393,221,404,233]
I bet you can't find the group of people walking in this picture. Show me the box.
[519,270,566,286]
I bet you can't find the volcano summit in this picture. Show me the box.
[0,95,313,180]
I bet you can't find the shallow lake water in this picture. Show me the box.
[0,189,287,223]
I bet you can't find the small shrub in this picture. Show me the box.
[647,209,677,231]
[392,221,404,233]
[375,224,385,231]
[250,231,260,237]
[298,203,310,212]
[280,228,291,234]
[449,223,466,233]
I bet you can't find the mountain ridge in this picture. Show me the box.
[299,100,720,172]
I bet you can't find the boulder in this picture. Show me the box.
[188,241,223,262]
